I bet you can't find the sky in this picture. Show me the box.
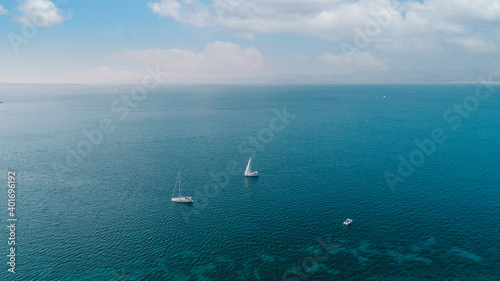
[0,0,499,84]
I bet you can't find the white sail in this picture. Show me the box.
[245,157,252,175]
[244,157,258,177]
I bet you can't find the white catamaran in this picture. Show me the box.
[244,157,259,177]
[171,172,193,203]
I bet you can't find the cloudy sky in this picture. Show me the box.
[0,0,499,83]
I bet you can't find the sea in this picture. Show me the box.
[0,84,499,280]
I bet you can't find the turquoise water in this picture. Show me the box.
[0,84,499,280]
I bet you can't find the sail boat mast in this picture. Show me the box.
[171,172,181,198]
[171,171,193,203]
[171,175,176,199]
[178,171,181,197]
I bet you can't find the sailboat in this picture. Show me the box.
[244,157,259,177]
[171,172,193,203]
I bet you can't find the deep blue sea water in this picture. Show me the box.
[0,84,499,280]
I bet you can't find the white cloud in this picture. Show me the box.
[446,37,497,53]
[108,41,264,78]
[404,0,500,25]
[63,66,143,84]
[15,0,72,27]
[319,51,388,73]
[0,5,8,15]
[147,0,500,54]
[147,0,210,27]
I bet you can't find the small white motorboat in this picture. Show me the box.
[343,219,353,226]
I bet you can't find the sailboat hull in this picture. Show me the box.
[172,196,193,203]
[244,172,259,177]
